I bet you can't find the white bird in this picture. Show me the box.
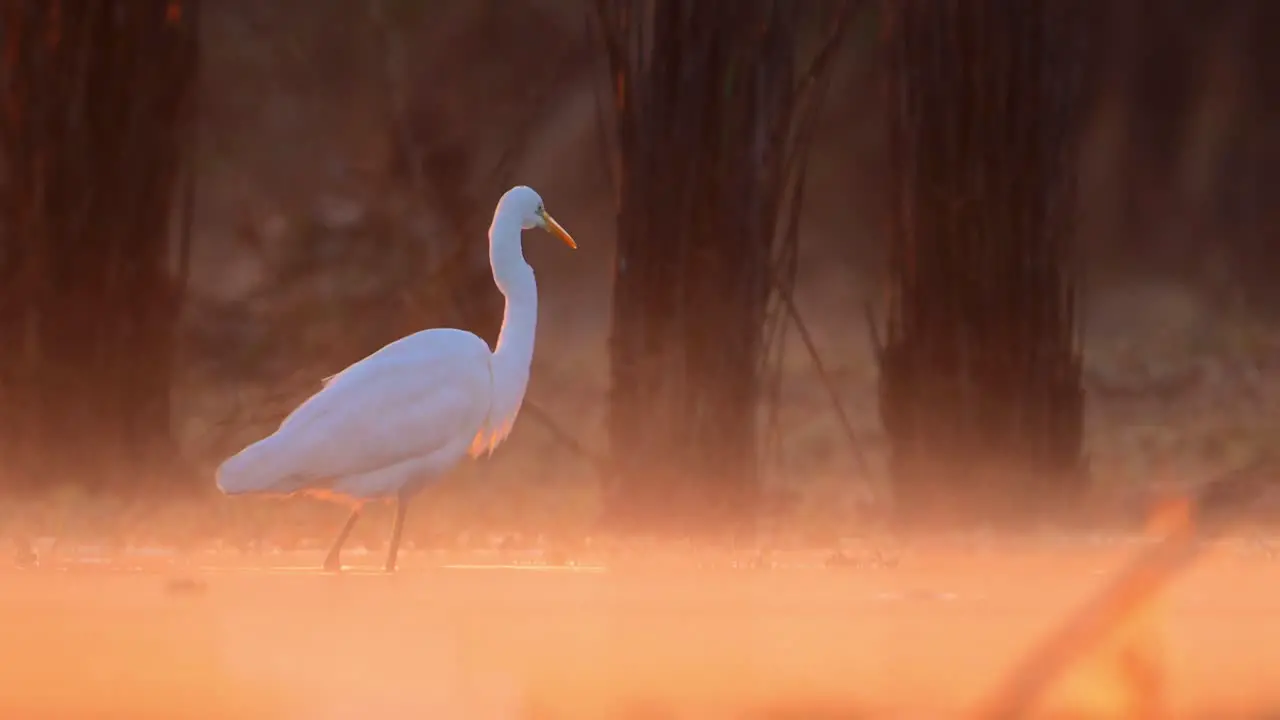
[216,185,576,572]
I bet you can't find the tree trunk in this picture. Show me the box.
[880,0,1089,527]
[597,0,840,536]
[0,0,199,495]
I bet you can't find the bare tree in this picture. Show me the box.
[878,0,1092,526]
[595,0,848,535]
[0,0,199,494]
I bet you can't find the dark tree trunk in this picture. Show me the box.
[1235,0,1280,308]
[596,0,842,536]
[880,0,1089,527]
[0,0,199,495]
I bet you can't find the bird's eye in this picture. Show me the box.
[536,204,544,214]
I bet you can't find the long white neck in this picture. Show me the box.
[487,210,537,427]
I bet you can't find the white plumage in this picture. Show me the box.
[219,329,491,498]
[216,185,577,572]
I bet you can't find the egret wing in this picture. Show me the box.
[275,329,493,483]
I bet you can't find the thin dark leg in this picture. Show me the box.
[384,493,409,573]
[323,509,361,572]
[13,535,37,568]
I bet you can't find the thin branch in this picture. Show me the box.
[521,401,613,475]
[864,297,885,367]
[171,6,200,317]
[789,0,861,130]
[585,6,622,210]
[768,244,873,480]
[770,0,872,478]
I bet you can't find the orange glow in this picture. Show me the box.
[166,1,182,25]
[1145,495,1194,538]
[1051,497,1193,718]
[1,540,1276,717]
[1051,568,1171,719]
[974,491,1214,718]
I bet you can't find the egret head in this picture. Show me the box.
[498,185,576,249]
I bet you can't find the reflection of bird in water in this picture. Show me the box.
[216,186,577,572]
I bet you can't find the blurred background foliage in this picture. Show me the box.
[0,0,1277,540]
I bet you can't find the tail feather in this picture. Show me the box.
[216,435,312,496]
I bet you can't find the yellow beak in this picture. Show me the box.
[539,210,577,249]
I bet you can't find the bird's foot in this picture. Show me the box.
[322,555,343,573]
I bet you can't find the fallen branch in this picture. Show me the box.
[973,454,1274,718]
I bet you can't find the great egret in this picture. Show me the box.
[216,185,576,572]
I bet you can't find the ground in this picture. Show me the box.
[3,537,1278,718]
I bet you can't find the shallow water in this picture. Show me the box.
[2,543,1278,718]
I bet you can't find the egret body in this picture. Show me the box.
[215,186,576,572]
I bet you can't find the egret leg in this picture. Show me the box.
[323,509,361,572]
[384,493,408,573]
